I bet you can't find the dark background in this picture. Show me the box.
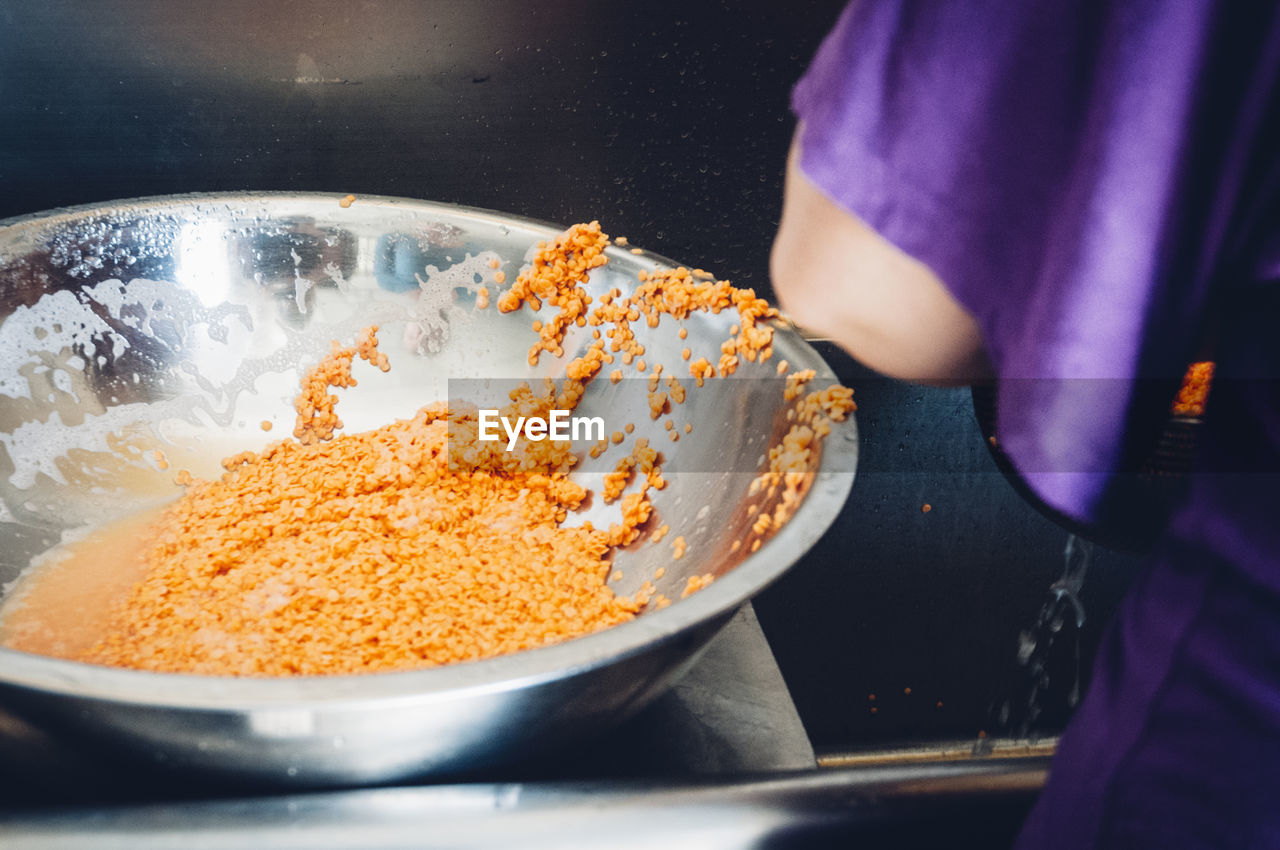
[0,0,1140,756]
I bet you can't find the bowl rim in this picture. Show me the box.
[0,191,858,710]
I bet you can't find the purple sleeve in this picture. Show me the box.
[791,0,1280,524]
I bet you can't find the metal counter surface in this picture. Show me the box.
[1,760,1046,850]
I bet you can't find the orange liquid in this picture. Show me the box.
[0,508,161,660]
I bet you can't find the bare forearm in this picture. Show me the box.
[770,135,992,386]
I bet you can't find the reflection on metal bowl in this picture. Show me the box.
[0,193,856,787]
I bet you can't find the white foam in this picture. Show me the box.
[0,290,127,400]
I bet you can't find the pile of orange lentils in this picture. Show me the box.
[78,222,854,676]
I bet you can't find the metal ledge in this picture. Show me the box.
[1,757,1048,849]
[819,737,1058,768]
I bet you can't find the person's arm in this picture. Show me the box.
[770,133,992,386]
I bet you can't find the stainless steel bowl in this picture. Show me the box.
[0,193,856,787]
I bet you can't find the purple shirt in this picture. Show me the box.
[792,2,1280,846]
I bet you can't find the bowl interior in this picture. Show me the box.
[0,193,856,693]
